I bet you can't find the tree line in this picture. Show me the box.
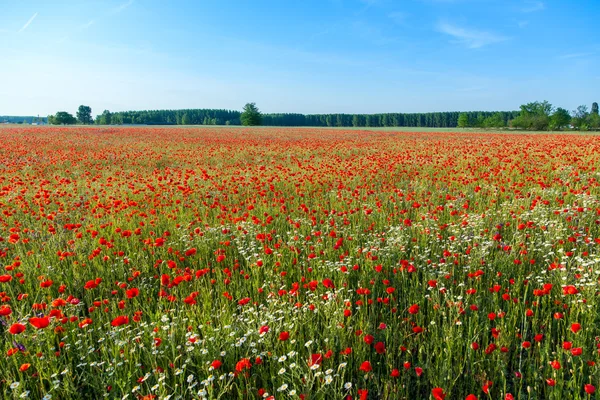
[44,101,599,130]
[91,109,519,128]
[1,115,47,124]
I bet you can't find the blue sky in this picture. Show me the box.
[1,0,599,116]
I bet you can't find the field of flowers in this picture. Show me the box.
[1,126,600,399]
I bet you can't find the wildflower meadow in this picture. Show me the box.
[1,126,600,400]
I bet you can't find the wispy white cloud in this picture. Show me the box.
[437,22,508,49]
[81,20,95,30]
[113,0,134,14]
[558,52,595,60]
[521,1,545,13]
[18,12,38,33]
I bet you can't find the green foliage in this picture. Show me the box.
[592,102,599,115]
[571,105,590,130]
[95,110,112,125]
[482,113,506,128]
[457,113,470,128]
[90,108,523,128]
[240,102,262,126]
[181,113,190,125]
[261,111,517,128]
[589,113,600,129]
[1,115,47,124]
[573,105,589,119]
[550,107,571,130]
[49,111,77,125]
[76,105,93,124]
[511,101,553,130]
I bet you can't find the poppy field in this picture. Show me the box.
[2,126,600,400]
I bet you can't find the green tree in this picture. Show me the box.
[571,105,589,130]
[511,101,553,130]
[588,113,600,130]
[592,102,599,115]
[240,103,262,126]
[50,111,77,125]
[549,108,571,130]
[181,113,190,125]
[112,113,123,125]
[483,113,505,128]
[76,105,93,124]
[325,115,333,127]
[457,113,470,128]
[101,110,112,125]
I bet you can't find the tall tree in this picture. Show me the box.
[588,113,600,130]
[550,107,571,130]
[571,105,589,130]
[511,101,553,130]
[592,102,599,115]
[76,105,93,124]
[181,113,190,125]
[483,113,505,128]
[457,113,470,128]
[50,111,77,125]
[240,103,262,126]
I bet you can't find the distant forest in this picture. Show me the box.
[9,100,599,130]
[1,115,47,124]
[92,109,519,128]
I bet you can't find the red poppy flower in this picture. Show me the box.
[279,331,289,341]
[126,288,139,298]
[562,285,579,295]
[585,384,596,394]
[9,323,26,334]
[235,358,251,372]
[432,387,446,400]
[29,316,50,329]
[7,348,19,356]
[111,315,129,327]
[359,361,372,373]
[408,304,419,314]
[308,354,322,367]
[79,318,93,328]
[259,325,269,335]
